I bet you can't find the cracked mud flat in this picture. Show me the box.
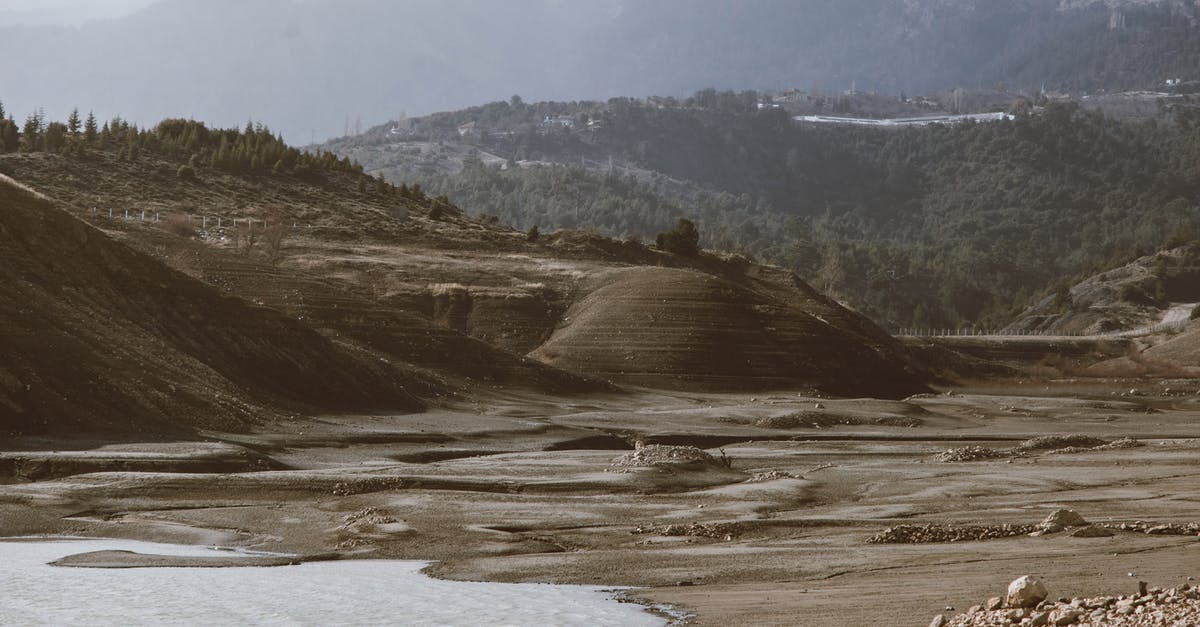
[3,384,1200,625]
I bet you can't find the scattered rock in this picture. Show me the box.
[985,597,1004,611]
[1007,575,1049,609]
[948,581,1200,626]
[933,446,1007,462]
[632,521,744,540]
[866,523,1035,544]
[1049,607,1082,625]
[929,613,947,627]
[744,470,798,482]
[1105,520,1200,536]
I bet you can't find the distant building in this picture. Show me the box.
[539,115,575,129]
[457,121,480,138]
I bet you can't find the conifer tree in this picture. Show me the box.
[67,108,81,137]
[84,111,98,144]
[0,119,15,153]
[21,111,43,152]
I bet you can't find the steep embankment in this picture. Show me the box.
[1007,244,1200,335]
[532,266,928,397]
[0,175,423,437]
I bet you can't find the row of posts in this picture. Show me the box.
[895,328,1090,338]
[90,207,313,229]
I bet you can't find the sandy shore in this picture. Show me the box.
[3,383,1200,625]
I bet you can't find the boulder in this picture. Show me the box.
[1041,509,1087,528]
[1050,608,1083,625]
[986,596,1004,611]
[1007,575,1049,608]
[1069,525,1114,538]
[928,614,946,627]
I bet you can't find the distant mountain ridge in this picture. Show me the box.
[2,0,1198,143]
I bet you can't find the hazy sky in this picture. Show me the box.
[0,0,158,27]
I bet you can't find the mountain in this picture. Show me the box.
[3,0,1200,143]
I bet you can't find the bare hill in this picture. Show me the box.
[532,266,927,397]
[0,175,423,437]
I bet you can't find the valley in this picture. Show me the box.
[1,119,1199,625]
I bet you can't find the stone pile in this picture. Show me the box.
[934,436,1144,463]
[1012,435,1109,454]
[938,576,1200,626]
[870,511,1096,544]
[933,446,1008,462]
[866,523,1036,544]
[1102,521,1200,536]
[609,443,728,471]
[632,521,743,540]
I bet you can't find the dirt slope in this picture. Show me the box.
[531,267,928,397]
[1007,243,1200,335]
[0,175,423,437]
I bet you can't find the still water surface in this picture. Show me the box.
[0,538,665,626]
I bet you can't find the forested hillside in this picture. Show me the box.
[337,97,1200,330]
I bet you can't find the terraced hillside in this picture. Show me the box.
[0,139,930,429]
[0,175,423,437]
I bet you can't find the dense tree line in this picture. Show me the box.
[0,101,416,201]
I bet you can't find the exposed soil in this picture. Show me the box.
[1,387,1198,625]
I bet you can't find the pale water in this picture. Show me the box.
[0,538,666,626]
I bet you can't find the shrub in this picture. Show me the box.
[526,225,540,242]
[177,165,196,181]
[655,218,701,256]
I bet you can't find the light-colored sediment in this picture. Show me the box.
[4,384,1200,624]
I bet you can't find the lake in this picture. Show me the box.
[0,538,667,626]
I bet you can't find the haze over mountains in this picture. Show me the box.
[3,0,1198,142]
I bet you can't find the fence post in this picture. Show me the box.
[203,216,207,228]
[140,210,145,221]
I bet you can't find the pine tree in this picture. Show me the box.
[67,108,81,137]
[0,119,15,153]
[21,111,42,152]
[84,111,98,144]
[0,100,6,121]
